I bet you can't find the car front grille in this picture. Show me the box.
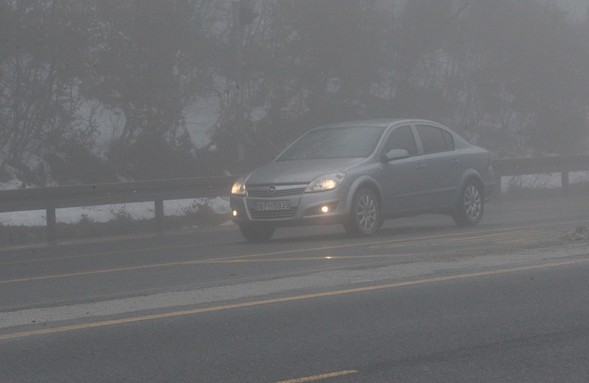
[249,208,297,219]
[247,186,306,198]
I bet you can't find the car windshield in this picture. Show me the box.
[277,126,386,161]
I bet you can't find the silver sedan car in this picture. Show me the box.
[230,119,494,242]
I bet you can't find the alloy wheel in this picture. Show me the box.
[464,184,482,221]
[356,192,378,232]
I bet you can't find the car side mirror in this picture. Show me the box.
[382,149,410,162]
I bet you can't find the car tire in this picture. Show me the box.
[452,180,484,227]
[239,222,275,242]
[344,187,381,236]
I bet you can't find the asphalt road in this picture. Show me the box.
[1,193,588,382]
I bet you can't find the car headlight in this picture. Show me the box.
[231,177,247,196]
[305,172,345,193]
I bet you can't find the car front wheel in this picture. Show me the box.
[239,222,275,242]
[344,188,381,236]
[452,181,484,226]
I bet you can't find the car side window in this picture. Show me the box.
[442,130,454,151]
[383,125,418,156]
[416,125,450,154]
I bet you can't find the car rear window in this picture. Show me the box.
[416,125,452,154]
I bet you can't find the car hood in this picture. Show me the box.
[246,158,363,185]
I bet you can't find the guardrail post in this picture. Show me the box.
[155,199,164,233]
[494,175,502,199]
[561,171,569,195]
[46,207,57,244]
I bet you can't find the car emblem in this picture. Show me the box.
[268,186,276,194]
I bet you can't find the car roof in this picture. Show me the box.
[318,119,443,129]
[310,118,473,150]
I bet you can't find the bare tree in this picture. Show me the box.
[0,0,96,184]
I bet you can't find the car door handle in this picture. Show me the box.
[450,158,460,165]
[416,163,426,170]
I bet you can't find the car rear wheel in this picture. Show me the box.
[344,188,381,236]
[239,222,275,242]
[452,181,484,226]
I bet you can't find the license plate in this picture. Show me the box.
[254,200,291,211]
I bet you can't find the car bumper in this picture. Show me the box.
[230,187,350,227]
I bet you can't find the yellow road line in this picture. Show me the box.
[275,370,359,383]
[369,230,555,249]
[0,229,565,284]
[0,229,553,284]
[428,232,554,245]
[365,221,585,247]
[1,258,587,341]
[0,241,229,266]
[2,219,584,267]
[0,256,272,284]
[0,253,417,284]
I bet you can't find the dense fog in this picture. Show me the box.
[1,0,588,186]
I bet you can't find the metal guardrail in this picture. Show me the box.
[0,155,587,243]
[0,176,237,243]
[492,155,589,195]
[0,176,236,212]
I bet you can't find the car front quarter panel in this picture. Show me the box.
[344,175,384,214]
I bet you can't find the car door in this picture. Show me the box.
[415,124,462,209]
[378,125,428,216]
